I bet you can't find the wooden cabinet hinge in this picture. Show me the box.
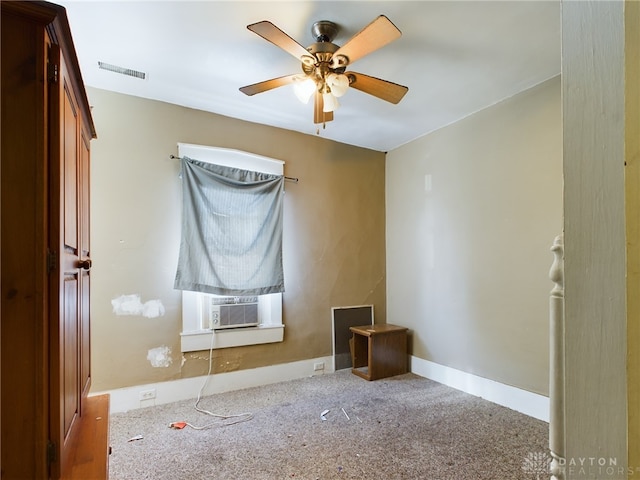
[47,62,58,83]
[47,46,58,83]
[47,440,57,465]
[47,250,57,273]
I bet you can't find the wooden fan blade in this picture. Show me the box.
[239,74,299,96]
[314,91,334,124]
[247,21,314,64]
[332,15,401,66]
[347,72,408,104]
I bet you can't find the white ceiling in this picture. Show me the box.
[58,1,561,152]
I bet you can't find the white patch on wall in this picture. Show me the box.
[141,299,165,318]
[147,345,173,368]
[111,294,166,318]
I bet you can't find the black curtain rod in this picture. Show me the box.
[169,155,298,183]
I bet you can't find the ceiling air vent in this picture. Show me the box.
[98,61,146,80]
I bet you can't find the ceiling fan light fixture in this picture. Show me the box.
[293,77,316,104]
[322,92,339,112]
[330,54,349,69]
[326,73,349,97]
[241,16,408,126]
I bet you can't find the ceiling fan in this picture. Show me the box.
[239,15,409,126]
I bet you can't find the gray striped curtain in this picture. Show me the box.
[174,156,284,295]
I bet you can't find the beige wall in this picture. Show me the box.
[386,76,562,395]
[87,87,386,391]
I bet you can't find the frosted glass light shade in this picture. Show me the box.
[322,92,339,112]
[326,73,349,97]
[293,77,316,104]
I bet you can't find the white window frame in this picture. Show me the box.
[177,143,285,352]
[180,291,283,352]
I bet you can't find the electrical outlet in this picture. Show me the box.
[139,389,156,400]
[314,362,325,371]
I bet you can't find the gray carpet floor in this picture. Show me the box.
[108,370,548,480]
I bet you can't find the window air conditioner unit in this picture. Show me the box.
[208,296,259,330]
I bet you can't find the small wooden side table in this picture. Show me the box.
[349,324,408,381]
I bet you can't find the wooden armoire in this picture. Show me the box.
[1,1,109,479]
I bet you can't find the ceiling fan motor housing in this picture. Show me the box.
[307,20,348,71]
[311,20,339,43]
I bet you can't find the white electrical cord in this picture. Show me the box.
[174,328,253,430]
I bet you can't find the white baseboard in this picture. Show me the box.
[91,354,549,421]
[91,355,334,414]
[410,355,549,422]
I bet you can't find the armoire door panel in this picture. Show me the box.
[80,267,91,397]
[54,47,84,480]
[80,131,91,397]
[63,81,78,253]
[63,273,79,440]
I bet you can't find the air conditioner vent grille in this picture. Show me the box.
[210,302,259,330]
[210,296,259,306]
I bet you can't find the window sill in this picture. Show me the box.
[180,324,284,352]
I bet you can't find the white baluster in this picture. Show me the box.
[549,234,565,480]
